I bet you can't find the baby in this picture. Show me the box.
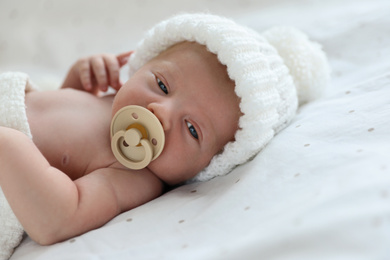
[0,13,329,246]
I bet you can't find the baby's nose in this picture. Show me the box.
[147,104,171,131]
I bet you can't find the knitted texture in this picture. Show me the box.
[128,13,330,182]
[0,72,34,260]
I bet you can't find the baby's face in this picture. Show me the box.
[112,42,240,185]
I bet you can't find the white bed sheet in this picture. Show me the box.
[1,0,389,259]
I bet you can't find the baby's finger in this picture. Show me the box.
[117,51,133,67]
[77,59,93,91]
[103,55,121,91]
[91,56,109,92]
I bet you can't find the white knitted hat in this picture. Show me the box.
[128,13,330,182]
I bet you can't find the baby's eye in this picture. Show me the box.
[186,121,199,140]
[157,78,168,94]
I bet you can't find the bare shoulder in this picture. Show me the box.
[105,165,165,211]
[75,165,165,214]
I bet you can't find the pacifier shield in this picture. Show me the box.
[110,105,165,169]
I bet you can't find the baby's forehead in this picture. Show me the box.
[153,41,233,84]
[161,41,209,56]
[157,42,218,65]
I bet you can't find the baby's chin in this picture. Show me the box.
[146,164,173,186]
[146,162,195,186]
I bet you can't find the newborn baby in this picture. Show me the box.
[0,13,329,246]
[1,41,240,245]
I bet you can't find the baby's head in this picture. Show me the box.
[113,40,240,185]
[119,13,330,185]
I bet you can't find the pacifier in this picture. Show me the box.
[110,105,165,170]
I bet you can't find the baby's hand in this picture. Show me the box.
[63,51,133,93]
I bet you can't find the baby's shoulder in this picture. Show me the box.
[96,165,165,207]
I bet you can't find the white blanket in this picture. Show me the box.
[1,0,389,259]
[0,72,33,260]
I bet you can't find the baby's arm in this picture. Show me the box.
[0,127,163,245]
[61,51,132,94]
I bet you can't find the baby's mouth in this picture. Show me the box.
[110,105,165,170]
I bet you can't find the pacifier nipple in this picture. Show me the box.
[110,105,165,170]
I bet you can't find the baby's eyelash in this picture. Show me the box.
[186,121,199,140]
[157,78,168,94]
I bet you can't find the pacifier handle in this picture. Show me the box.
[110,106,165,170]
[111,129,153,170]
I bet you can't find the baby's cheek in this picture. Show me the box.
[186,152,212,176]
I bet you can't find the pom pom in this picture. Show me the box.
[263,27,330,105]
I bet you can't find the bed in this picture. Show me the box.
[1,0,389,259]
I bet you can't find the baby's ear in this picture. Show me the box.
[117,51,134,67]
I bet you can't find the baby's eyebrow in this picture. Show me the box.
[157,60,181,89]
[197,109,216,148]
